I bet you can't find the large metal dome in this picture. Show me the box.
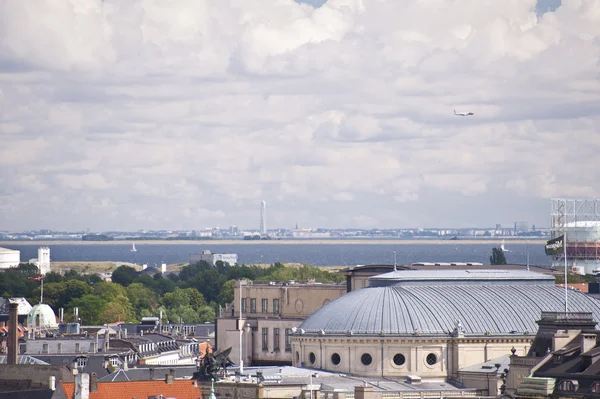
[298,271,600,337]
[27,304,58,329]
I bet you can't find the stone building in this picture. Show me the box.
[216,279,347,366]
[292,269,600,381]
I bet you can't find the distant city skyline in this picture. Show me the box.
[1,0,598,232]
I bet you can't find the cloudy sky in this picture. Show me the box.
[1,0,599,232]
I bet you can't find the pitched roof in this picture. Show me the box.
[61,379,203,399]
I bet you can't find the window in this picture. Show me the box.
[361,353,372,366]
[250,298,256,313]
[273,298,280,314]
[558,380,578,392]
[42,343,49,354]
[75,343,81,353]
[591,382,600,393]
[262,328,268,351]
[285,328,292,352]
[426,353,437,365]
[309,352,316,365]
[241,298,247,313]
[331,353,341,365]
[273,328,280,351]
[262,299,268,313]
[394,353,406,366]
[57,343,62,354]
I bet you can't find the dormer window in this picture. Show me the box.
[558,380,579,392]
[553,354,563,364]
[591,382,600,393]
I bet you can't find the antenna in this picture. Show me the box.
[239,280,244,374]
[564,232,568,314]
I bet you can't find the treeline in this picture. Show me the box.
[0,261,343,326]
[122,236,213,241]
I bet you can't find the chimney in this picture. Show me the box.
[49,376,56,391]
[89,372,98,393]
[165,369,175,384]
[74,373,90,399]
[582,333,597,354]
[104,330,110,351]
[8,302,19,365]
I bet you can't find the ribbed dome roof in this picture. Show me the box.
[299,284,600,336]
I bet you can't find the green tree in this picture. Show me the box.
[490,248,507,265]
[217,280,236,305]
[98,300,135,324]
[183,288,206,310]
[68,295,108,325]
[198,305,216,323]
[126,283,159,316]
[94,282,128,301]
[65,280,93,303]
[111,265,138,286]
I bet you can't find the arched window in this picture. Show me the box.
[558,380,578,392]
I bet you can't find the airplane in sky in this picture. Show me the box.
[454,109,474,116]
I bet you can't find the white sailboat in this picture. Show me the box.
[131,242,137,252]
[501,239,510,252]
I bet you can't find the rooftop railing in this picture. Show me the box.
[540,311,594,322]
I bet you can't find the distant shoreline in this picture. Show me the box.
[0,239,546,246]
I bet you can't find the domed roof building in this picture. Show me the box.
[27,304,58,329]
[292,269,600,379]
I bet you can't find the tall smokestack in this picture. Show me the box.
[8,302,19,365]
[260,200,267,235]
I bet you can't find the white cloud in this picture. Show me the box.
[0,0,599,231]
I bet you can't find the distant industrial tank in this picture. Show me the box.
[0,247,20,269]
[551,198,600,275]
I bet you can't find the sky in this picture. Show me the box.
[1,0,599,232]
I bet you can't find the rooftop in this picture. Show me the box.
[299,282,600,336]
[369,269,555,287]
[61,379,203,399]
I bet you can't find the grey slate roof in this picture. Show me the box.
[299,284,600,336]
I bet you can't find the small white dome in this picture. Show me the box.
[27,304,58,328]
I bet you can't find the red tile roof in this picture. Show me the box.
[62,379,203,399]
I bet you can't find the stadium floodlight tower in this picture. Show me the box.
[550,198,600,275]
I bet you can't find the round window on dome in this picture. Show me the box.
[393,353,406,366]
[309,352,316,364]
[331,353,341,365]
[361,353,372,366]
[426,353,437,366]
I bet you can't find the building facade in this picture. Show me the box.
[189,250,238,266]
[216,280,346,366]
